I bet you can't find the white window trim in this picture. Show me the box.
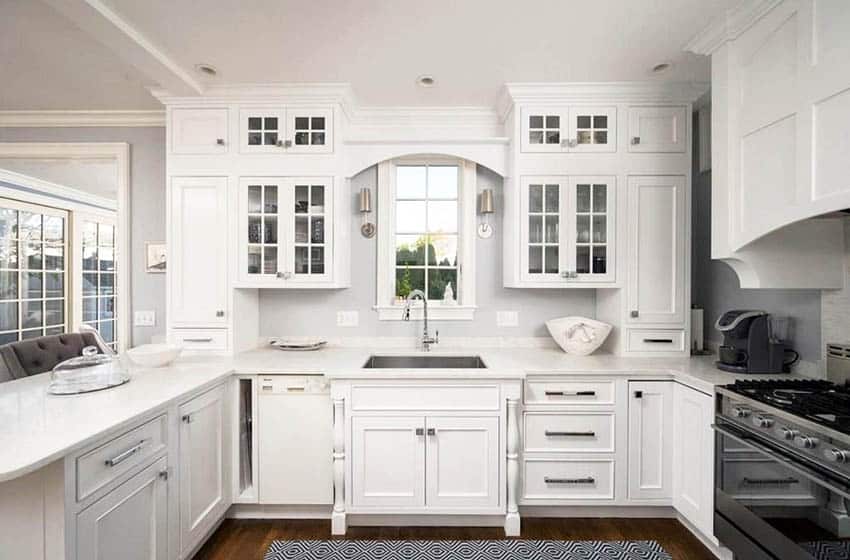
[374,156,477,321]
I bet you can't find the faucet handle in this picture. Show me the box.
[403,307,410,321]
[435,330,439,344]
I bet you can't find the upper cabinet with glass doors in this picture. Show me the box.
[239,107,333,154]
[238,177,334,287]
[520,107,617,153]
[519,176,615,286]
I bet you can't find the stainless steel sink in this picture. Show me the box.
[363,355,487,369]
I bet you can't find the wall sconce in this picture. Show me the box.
[359,187,376,238]
[477,188,495,239]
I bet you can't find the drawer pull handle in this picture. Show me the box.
[183,337,213,343]
[215,138,225,146]
[643,338,674,344]
[286,386,306,392]
[427,428,436,436]
[105,440,147,467]
[742,477,799,486]
[261,385,273,391]
[415,428,424,436]
[545,430,596,437]
[545,476,595,485]
[544,390,596,397]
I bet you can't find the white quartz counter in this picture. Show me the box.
[0,344,794,483]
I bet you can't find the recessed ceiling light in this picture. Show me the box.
[417,75,436,88]
[651,62,672,74]
[195,63,218,77]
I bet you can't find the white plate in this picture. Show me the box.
[269,338,327,351]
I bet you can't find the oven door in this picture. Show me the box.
[715,419,850,560]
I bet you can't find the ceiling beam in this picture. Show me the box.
[42,0,203,97]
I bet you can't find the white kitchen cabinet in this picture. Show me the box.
[239,106,333,154]
[520,176,615,285]
[351,416,426,509]
[170,108,229,155]
[425,416,500,509]
[178,385,227,556]
[628,381,673,502]
[627,106,687,153]
[521,106,616,153]
[672,383,715,539]
[169,176,229,327]
[626,175,685,325]
[76,456,169,560]
[238,177,334,286]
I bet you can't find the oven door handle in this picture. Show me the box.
[713,422,850,499]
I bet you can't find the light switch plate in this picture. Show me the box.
[134,310,156,327]
[497,311,519,327]
[337,311,359,327]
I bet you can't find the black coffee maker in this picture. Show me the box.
[715,310,799,373]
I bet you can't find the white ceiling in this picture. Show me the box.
[1,0,737,110]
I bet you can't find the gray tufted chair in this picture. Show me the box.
[0,333,103,383]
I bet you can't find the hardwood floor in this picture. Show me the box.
[193,518,716,560]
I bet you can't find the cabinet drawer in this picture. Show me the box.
[350,384,500,411]
[524,412,614,453]
[76,414,168,502]
[171,329,228,351]
[722,459,815,502]
[523,458,614,501]
[627,329,685,353]
[525,379,615,406]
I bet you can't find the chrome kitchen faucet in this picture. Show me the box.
[403,289,439,351]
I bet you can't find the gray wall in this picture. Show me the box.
[690,115,822,362]
[259,166,597,338]
[0,127,166,345]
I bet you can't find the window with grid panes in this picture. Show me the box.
[81,220,117,350]
[0,200,68,344]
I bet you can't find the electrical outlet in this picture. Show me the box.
[134,310,156,327]
[496,311,519,327]
[336,311,359,327]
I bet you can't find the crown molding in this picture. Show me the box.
[150,83,357,109]
[0,110,165,128]
[684,0,782,55]
[503,81,710,105]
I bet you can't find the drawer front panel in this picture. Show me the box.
[171,329,228,351]
[350,384,500,411]
[524,412,615,453]
[523,459,615,501]
[722,459,816,501]
[627,329,685,353]
[525,379,615,406]
[76,414,168,502]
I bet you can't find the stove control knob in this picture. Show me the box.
[753,414,774,429]
[826,448,850,464]
[794,435,820,449]
[778,427,800,440]
[732,406,752,419]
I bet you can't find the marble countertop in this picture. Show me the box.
[0,344,795,483]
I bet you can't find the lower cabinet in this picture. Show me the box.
[627,380,673,501]
[76,456,169,560]
[351,415,500,510]
[179,385,227,556]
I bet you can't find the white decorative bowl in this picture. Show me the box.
[126,344,183,368]
[546,316,613,356]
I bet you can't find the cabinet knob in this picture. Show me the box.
[560,271,577,279]
[216,138,225,146]
[631,136,641,145]
[182,414,192,423]
[427,428,436,436]
[284,139,293,148]
[216,310,225,317]
[415,428,424,436]
[634,390,643,399]
[159,469,169,481]
[277,271,292,279]
[630,310,639,318]
[276,139,284,147]
[568,138,578,148]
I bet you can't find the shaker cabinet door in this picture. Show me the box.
[628,381,673,501]
[627,106,687,153]
[170,108,228,155]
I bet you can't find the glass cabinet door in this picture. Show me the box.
[288,180,332,281]
[522,178,564,282]
[244,181,281,279]
[239,109,287,153]
[567,107,617,153]
[520,108,569,153]
[285,108,333,154]
[568,177,615,282]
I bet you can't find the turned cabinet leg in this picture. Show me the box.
[331,397,347,535]
[505,397,521,537]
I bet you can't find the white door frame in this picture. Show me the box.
[0,143,131,350]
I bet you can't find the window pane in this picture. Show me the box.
[22,272,42,299]
[428,235,457,267]
[427,166,458,198]
[0,302,17,331]
[0,240,17,269]
[99,247,114,272]
[99,297,115,320]
[83,245,97,271]
[0,271,16,300]
[45,326,64,336]
[21,329,42,340]
[83,298,97,322]
[0,209,17,239]
[45,272,63,298]
[428,269,457,300]
[82,222,98,246]
[427,201,457,233]
[22,300,43,329]
[396,235,426,266]
[395,267,424,299]
[0,332,16,344]
[82,273,98,296]
[20,212,41,241]
[99,273,114,295]
[44,244,63,270]
[99,321,115,343]
[44,216,63,242]
[396,166,426,199]
[24,242,42,269]
[45,299,64,326]
[396,201,426,233]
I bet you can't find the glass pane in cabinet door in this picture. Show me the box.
[248,117,262,130]
[529,115,544,129]
[263,247,277,275]
[263,132,278,147]
[264,185,278,213]
[528,216,543,244]
[544,246,559,274]
[545,185,559,212]
[594,115,607,128]
[310,186,325,213]
[528,185,543,213]
[592,184,607,212]
[294,246,308,274]
[428,269,457,300]
[576,215,591,244]
[248,217,261,243]
[577,131,591,144]
[0,270,16,300]
[576,246,590,274]
[545,216,559,243]
[546,130,560,144]
[248,132,262,146]
[594,131,608,144]
[592,215,607,243]
[0,301,17,331]
[263,217,277,244]
[528,246,543,274]
[294,186,309,213]
[311,247,324,274]
[311,217,325,244]
[576,184,591,213]
[592,246,607,274]
[311,117,325,130]
[576,115,591,129]
[529,131,544,144]
[295,217,308,243]
[247,246,261,274]
[264,117,278,130]
[311,132,325,145]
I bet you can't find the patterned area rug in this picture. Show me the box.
[264,540,672,559]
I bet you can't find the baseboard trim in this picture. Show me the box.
[520,505,676,518]
[675,513,732,560]
[349,514,505,527]
[228,504,333,519]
